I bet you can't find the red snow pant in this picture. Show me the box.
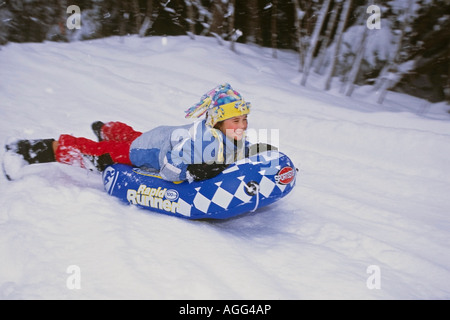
[55,122,142,168]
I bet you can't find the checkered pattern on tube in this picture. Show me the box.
[176,152,292,218]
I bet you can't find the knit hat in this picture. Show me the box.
[185,83,251,127]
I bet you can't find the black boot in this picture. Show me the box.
[91,121,105,142]
[3,139,56,180]
[83,153,114,172]
[6,139,56,164]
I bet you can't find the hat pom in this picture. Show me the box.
[184,96,212,119]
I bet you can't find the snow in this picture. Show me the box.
[1,35,449,300]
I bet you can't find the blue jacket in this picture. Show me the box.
[129,120,249,181]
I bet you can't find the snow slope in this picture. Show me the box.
[0,36,449,300]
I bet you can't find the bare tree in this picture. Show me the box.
[139,0,155,37]
[131,0,142,34]
[293,0,307,72]
[185,0,195,38]
[227,0,239,51]
[117,0,144,36]
[271,0,278,58]
[314,0,341,74]
[376,0,413,104]
[324,0,352,91]
[246,0,262,44]
[118,0,130,36]
[301,0,332,86]
[345,26,368,96]
[210,0,225,39]
[446,61,450,102]
[208,0,240,48]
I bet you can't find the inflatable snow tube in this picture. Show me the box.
[102,151,297,220]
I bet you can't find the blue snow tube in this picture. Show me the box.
[102,151,297,220]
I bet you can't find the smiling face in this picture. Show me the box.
[215,115,248,141]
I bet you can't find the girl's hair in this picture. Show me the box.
[214,121,223,130]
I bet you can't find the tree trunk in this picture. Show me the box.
[210,0,225,37]
[246,0,261,44]
[131,0,141,34]
[139,0,157,37]
[324,0,352,91]
[292,0,306,71]
[228,0,237,51]
[271,0,278,58]
[314,0,340,74]
[346,26,368,96]
[119,0,130,36]
[301,0,332,86]
[185,0,195,39]
[377,0,412,104]
[446,60,450,101]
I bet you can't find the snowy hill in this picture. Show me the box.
[1,36,449,300]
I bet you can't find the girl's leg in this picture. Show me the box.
[55,134,134,169]
[4,124,142,178]
[4,136,122,179]
[100,122,142,142]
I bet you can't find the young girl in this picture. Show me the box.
[5,83,272,182]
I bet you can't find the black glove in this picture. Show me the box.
[247,143,278,157]
[187,163,229,181]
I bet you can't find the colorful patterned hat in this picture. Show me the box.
[185,83,251,127]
